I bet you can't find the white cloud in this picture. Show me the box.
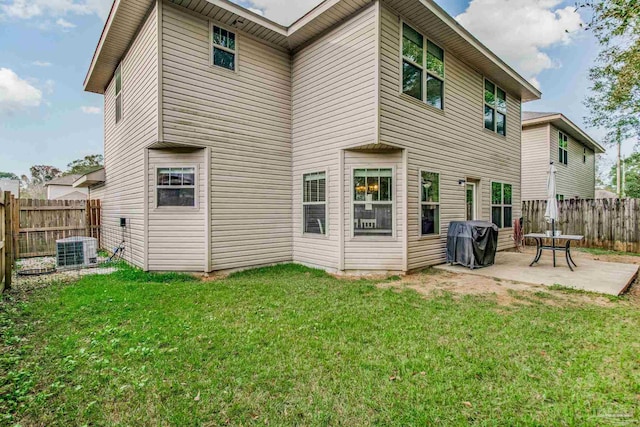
[56,17,76,28]
[0,0,112,21]
[0,68,43,113]
[32,60,52,67]
[81,106,100,114]
[456,0,583,88]
[232,0,322,26]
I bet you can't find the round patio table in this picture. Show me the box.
[524,233,584,272]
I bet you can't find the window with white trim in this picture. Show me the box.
[420,171,440,235]
[491,182,512,229]
[303,172,326,235]
[212,25,236,71]
[115,64,122,124]
[402,23,444,109]
[583,147,587,164]
[354,169,393,237]
[157,167,196,207]
[484,79,506,136]
[559,131,568,165]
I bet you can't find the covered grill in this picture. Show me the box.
[446,221,499,269]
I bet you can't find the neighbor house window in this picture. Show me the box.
[115,64,122,124]
[402,23,444,109]
[583,147,587,164]
[559,132,568,165]
[157,167,196,207]
[420,171,440,235]
[556,194,565,201]
[354,169,393,237]
[212,25,236,71]
[484,79,506,135]
[491,182,512,228]
[303,171,326,235]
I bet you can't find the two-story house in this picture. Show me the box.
[83,0,540,273]
[521,112,605,201]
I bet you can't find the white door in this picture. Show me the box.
[466,182,477,221]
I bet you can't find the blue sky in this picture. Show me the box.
[0,0,632,178]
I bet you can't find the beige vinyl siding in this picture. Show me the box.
[161,1,292,271]
[147,148,206,271]
[550,125,596,199]
[521,124,551,200]
[343,150,404,271]
[100,4,158,268]
[291,4,379,271]
[379,5,521,270]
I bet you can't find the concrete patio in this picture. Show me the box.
[435,251,638,296]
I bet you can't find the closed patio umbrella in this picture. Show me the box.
[544,162,558,224]
[544,162,558,266]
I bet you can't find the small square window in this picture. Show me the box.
[157,167,196,207]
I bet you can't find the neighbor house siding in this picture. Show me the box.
[550,125,596,199]
[46,185,88,200]
[521,123,551,200]
[291,4,379,271]
[379,5,521,271]
[101,4,158,268]
[147,148,206,271]
[161,1,292,271]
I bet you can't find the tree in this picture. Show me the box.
[21,165,62,199]
[64,154,104,176]
[581,0,640,195]
[611,151,640,198]
[0,171,19,180]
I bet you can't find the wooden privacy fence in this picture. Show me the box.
[1,191,17,292]
[522,198,640,252]
[18,199,101,258]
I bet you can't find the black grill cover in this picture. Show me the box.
[446,221,499,269]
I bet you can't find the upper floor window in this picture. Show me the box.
[115,64,122,124]
[559,132,568,165]
[157,167,196,207]
[212,25,236,71]
[583,147,587,163]
[491,182,512,229]
[484,79,506,136]
[303,171,327,235]
[402,23,444,109]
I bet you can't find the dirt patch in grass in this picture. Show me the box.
[380,267,629,307]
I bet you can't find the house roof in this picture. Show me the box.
[45,174,83,187]
[522,111,606,154]
[84,0,541,102]
[73,168,106,188]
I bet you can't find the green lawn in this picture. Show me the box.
[1,264,639,426]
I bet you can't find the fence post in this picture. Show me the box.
[3,191,11,290]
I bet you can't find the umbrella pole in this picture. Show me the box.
[552,219,556,267]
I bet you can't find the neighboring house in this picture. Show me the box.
[522,112,605,201]
[0,179,20,198]
[84,0,540,273]
[45,175,89,200]
[595,189,617,199]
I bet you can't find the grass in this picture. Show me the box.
[1,264,639,426]
[578,247,640,257]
